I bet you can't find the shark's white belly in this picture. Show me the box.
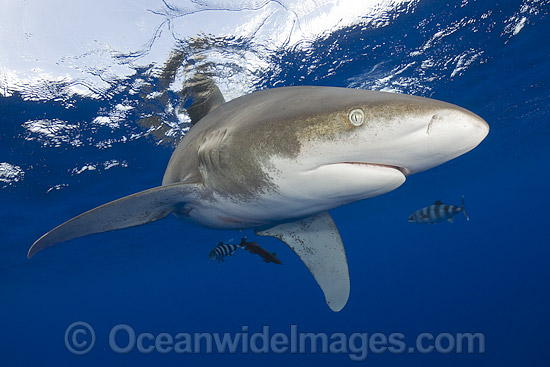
[180,160,407,229]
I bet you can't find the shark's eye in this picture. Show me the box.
[348,108,365,126]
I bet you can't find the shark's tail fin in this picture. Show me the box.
[461,195,470,221]
[28,183,200,259]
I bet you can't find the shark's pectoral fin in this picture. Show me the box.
[256,212,350,312]
[28,183,201,259]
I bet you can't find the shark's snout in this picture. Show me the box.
[401,107,489,175]
[425,109,489,143]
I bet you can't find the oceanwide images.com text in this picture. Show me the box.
[65,322,485,361]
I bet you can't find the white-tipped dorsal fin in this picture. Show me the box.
[256,212,350,312]
[186,76,226,125]
[28,183,201,259]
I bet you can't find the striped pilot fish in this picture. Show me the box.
[408,196,469,224]
[209,242,241,263]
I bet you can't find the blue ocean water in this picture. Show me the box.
[1,0,549,366]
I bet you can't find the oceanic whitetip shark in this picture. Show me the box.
[28,83,489,311]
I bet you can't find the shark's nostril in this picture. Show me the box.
[426,114,442,135]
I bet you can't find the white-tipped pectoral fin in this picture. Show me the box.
[28,183,201,259]
[256,212,350,312]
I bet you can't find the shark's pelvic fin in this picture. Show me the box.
[256,212,350,312]
[27,183,200,259]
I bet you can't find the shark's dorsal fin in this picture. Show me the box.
[27,183,201,259]
[256,212,350,312]
[434,200,443,205]
[186,76,226,125]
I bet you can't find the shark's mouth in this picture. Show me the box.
[342,162,410,176]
